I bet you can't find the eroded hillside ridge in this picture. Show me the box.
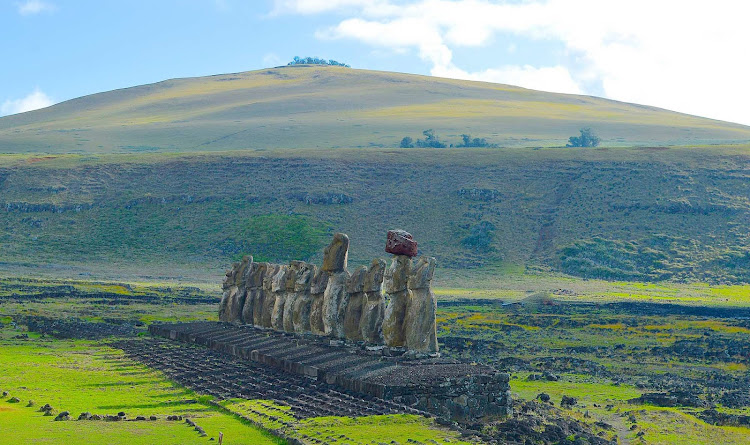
[1,66,750,153]
[219,231,439,354]
[2,148,750,282]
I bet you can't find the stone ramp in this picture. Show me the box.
[113,338,414,420]
[149,322,511,421]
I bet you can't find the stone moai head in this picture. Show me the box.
[310,266,329,295]
[248,262,267,288]
[286,262,302,291]
[272,265,291,293]
[364,258,387,293]
[263,264,280,291]
[408,257,436,290]
[235,255,251,286]
[346,266,367,294]
[241,255,255,284]
[294,262,314,292]
[322,233,349,273]
[384,255,412,294]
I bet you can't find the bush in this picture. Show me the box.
[457,134,494,148]
[400,137,414,148]
[287,56,350,67]
[415,129,447,148]
[566,128,600,147]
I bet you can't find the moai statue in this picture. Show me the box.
[343,265,367,341]
[382,255,412,346]
[359,258,387,344]
[218,262,239,322]
[271,265,291,331]
[291,262,315,334]
[260,264,280,328]
[322,233,350,338]
[251,263,269,327]
[283,261,303,333]
[219,256,251,323]
[242,262,267,325]
[382,230,418,347]
[309,267,329,336]
[405,257,438,352]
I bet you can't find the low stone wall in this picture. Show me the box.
[150,321,511,422]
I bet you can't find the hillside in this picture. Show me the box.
[3,146,750,284]
[2,66,750,153]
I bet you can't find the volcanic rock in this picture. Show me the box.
[360,258,387,344]
[271,265,291,331]
[322,233,349,272]
[260,264,280,328]
[343,266,367,341]
[290,262,314,334]
[309,267,329,336]
[386,230,418,257]
[404,256,438,352]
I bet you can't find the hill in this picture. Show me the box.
[3,145,750,284]
[1,66,750,153]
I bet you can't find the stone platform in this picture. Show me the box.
[149,322,511,421]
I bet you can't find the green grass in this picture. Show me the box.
[0,337,281,444]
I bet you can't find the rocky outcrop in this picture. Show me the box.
[405,257,438,352]
[360,258,386,344]
[382,255,412,347]
[218,231,438,352]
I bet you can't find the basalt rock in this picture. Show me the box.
[323,270,350,338]
[360,258,387,344]
[271,265,291,331]
[386,230,418,257]
[405,256,438,353]
[382,255,412,347]
[309,267,329,336]
[343,266,367,341]
[291,263,315,334]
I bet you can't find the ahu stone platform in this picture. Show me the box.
[150,321,511,421]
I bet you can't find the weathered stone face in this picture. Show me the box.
[242,260,266,324]
[386,230,418,257]
[382,256,412,347]
[384,255,411,294]
[260,264,280,328]
[322,233,349,272]
[283,262,306,333]
[251,263,269,327]
[291,263,315,334]
[405,257,438,353]
[323,270,349,338]
[364,258,386,293]
[346,266,367,294]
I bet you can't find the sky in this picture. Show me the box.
[2,0,750,125]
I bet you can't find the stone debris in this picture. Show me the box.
[219,231,438,353]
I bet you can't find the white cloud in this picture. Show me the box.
[263,53,282,67]
[275,0,750,125]
[17,0,56,15]
[1,88,54,116]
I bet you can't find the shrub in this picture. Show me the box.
[567,128,601,147]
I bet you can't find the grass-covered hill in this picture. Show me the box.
[3,146,750,284]
[1,65,750,153]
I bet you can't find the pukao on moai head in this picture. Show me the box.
[360,258,387,344]
[405,256,438,353]
[271,264,291,331]
[260,263,280,328]
[343,265,367,341]
[382,230,417,347]
[291,262,315,334]
[322,233,350,338]
[309,266,329,336]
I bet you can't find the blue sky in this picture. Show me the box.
[3,0,750,125]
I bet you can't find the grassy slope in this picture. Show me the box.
[3,146,750,284]
[1,66,750,153]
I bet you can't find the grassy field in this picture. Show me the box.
[4,145,750,285]
[1,66,749,154]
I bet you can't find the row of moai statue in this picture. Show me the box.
[218,230,439,352]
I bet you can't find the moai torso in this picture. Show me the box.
[360,258,387,344]
[309,267,329,336]
[283,261,303,333]
[242,261,267,325]
[260,264,280,328]
[218,262,239,323]
[291,262,315,334]
[382,255,412,347]
[404,257,438,353]
[271,265,291,331]
[343,265,367,341]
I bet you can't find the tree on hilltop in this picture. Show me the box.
[288,56,350,67]
[567,128,601,147]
